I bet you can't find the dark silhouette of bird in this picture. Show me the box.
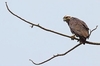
[63,15,89,44]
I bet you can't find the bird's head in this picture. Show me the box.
[63,15,72,22]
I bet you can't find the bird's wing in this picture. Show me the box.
[80,21,89,30]
[69,17,89,38]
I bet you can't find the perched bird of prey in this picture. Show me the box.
[63,15,89,44]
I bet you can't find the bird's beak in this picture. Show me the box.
[63,17,66,21]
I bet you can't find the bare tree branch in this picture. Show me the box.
[5,2,100,45]
[5,2,100,65]
[29,43,82,65]
[5,2,71,38]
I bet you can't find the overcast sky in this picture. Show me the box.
[0,0,100,66]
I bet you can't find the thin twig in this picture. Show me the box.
[29,43,82,65]
[89,25,98,37]
[5,2,100,45]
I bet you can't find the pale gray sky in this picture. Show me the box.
[0,0,100,66]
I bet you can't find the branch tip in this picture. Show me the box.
[5,2,7,4]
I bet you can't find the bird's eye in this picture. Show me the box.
[66,17,68,18]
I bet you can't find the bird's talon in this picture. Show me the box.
[70,35,75,40]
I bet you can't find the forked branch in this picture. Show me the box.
[5,2,100,65]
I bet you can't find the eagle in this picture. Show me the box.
[63,15,89,44]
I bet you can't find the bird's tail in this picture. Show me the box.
[80,37,86,44]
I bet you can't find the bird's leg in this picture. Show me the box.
[70,34,76,40]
